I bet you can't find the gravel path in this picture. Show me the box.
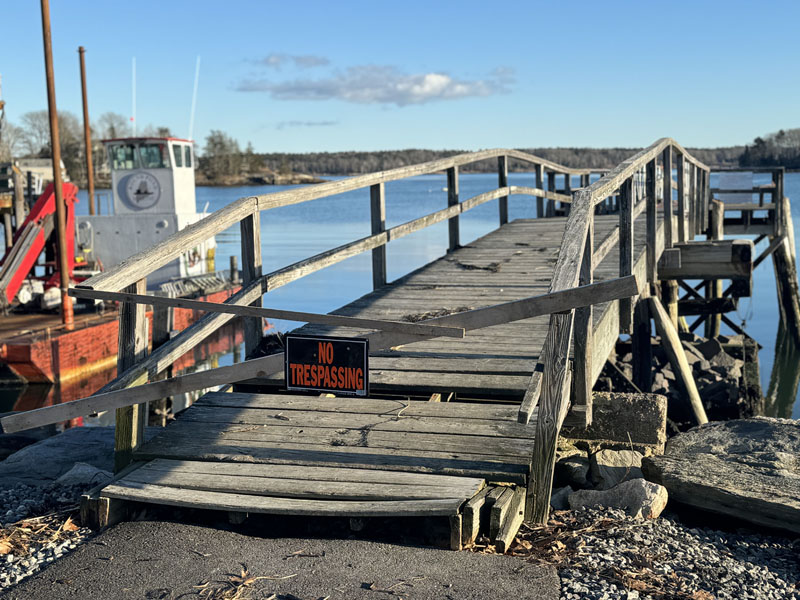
[515,508,800,600]
[0,483,91,590]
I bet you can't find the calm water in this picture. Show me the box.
[15,170,800,419]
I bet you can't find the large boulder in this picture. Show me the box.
[568,479,668,519]
[642,418,800,533]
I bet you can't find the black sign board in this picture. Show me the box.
[284,334,369,396]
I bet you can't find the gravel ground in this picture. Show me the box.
[0,483,92,591]
[0,482,798,598]
[519,507,799,600]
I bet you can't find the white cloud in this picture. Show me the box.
[236,65,514,106]
[256,53,330,70]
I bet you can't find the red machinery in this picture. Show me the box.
[0,182,79,307]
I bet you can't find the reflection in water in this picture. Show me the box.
[0,322,244,431]
[765,324,800,418]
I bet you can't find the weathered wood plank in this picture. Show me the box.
[102,481,466,517]
[619,178,634,333]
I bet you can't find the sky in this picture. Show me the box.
[1,0,799,153]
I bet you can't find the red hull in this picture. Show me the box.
[0,287,251,384]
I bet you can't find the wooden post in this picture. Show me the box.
[632,299,652,392]
[546,171,556,217]
[702,170,710,233]
[114,278,148,472]
[619,178,634,333]
[78,46,95,215]
[572,216,593,424]
[662,146,673,250]
[773,169,784,237]
[229,255,239,284]
[676,154,686,243]
[772,194,800,345]
[646,158,657,283]
[649,297,708,425]
[3,214,12,249]
[498,156,508,226]
[688,165,697,238]
[705,200,724,338]
[562,173,571,216]
[240,211,262,358]
[661,280,679,329]
[447,166,459,251]
[370,182,386,289]
[12,170,26,232]
[535,164,544,218]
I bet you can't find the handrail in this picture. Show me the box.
[78,148,585,293]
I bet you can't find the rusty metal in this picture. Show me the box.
[39,0,73,330]
[78,46,95,215]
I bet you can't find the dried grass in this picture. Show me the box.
[0,508,81,557]
[189,566,296,600]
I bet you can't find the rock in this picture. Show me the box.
[590,449,644,490]
[0,434,38,461]
[710,350,738,370]
[681,342,706,365]
[563,392,667,454]
[550,486,572,511]
[694,338,724,361]
[55,463,113,489]
[0,427,158,488]
[555,455,591,489]
[568,479,668,519]
[641,418,800,533]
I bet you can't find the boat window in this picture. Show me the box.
[139,143,171,169]
[172,144,183,167]
[108,144,138,170]
[184,145,192,168]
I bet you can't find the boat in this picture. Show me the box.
[0,137,245,384]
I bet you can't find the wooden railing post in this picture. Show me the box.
[563,173,572,216]
[114,277,148,472]
[705,199,725,338]
[447,166,460,251]
[240,211,263,358]
[662,147,673,250]
[498,156,509,225]
[370,183,387,289]
[535,164,544,217]
[546,171,556,217]
[773,169,784,237]
[676,153,686,242]
[619,178,634,333]
[646,158,657,283]
[572,213,593,423]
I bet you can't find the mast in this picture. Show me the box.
[40,0,74,330]
[78,46,95,215]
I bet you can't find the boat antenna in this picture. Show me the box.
[131,57,136,136]
[188,56,201,142]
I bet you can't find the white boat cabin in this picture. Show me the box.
[76,137,215,287]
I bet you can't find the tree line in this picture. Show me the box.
[1,111,796,185]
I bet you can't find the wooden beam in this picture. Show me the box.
[646,159,657,282]
[447,166,459,251]
[631,299,652,393]
[69,289,466,339]
[705,200,724,338]
[662,146,673,249]
[114,278,148,472]
[619,178,634,333]
[498,156,509,225]
[370,183,387,289]
[535,164,544,217]
[240,211,263,358]
[676,153,686,243]
[1,274,639,434]
[648,297,708,425]
[572,215,593,423]
[658,240,753,289]
[517,367,542,424]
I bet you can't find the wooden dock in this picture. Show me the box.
[4,138,799,550]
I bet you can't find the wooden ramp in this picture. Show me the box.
[84,391,533,549]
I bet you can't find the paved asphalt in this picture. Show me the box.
[1,519,560,600]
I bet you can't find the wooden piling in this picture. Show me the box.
[771,194,800,345]
[649,297,708,425]
[632,299,652,392]
[705,200,724,338]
